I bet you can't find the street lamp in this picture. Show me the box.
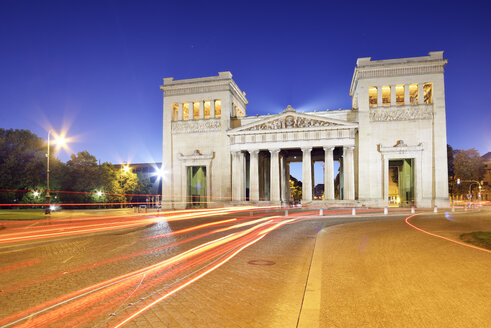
[45,129,67,215]
[120,162,130,208]
[456,178,483,206]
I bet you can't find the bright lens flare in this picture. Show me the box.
[50,130,73,153]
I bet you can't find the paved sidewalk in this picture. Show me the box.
[298,211,491,328]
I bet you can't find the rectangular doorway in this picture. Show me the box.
[187,166,206,208]
[388,159,414,207]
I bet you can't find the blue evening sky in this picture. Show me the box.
[1,0,490,183]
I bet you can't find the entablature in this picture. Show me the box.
[228,106,358,137]
[161,72,248,105]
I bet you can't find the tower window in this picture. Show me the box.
[382,86,390,106]
[193,102,200,119]
[409,83,418,105]
[369,87,377,108]
[172,103,179,121]
[214,100,221,118]
[204,101,211,119]
[182,103,189,120]
[424,83,433,104]
[396,85,404,105]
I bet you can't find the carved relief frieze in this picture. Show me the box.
[172,119,221,134]
[242,115,340,131]
[369,106,433,122]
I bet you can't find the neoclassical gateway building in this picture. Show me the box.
[161,52,449,209]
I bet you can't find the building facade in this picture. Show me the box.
[161,52,450,209]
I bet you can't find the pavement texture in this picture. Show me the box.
[299,210,491,328]
[0,208,489,327]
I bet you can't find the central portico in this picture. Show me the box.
[228,105,357,204]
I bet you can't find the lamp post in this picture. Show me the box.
[45,130,53,214]
[456,179,483,206]
[45,129,67,215]
[120,162,129,208]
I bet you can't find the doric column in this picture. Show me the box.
[343,146,355,200]
[189,102,194,120]
[280,154,286,203]
[377,86,382,107]
[199,100,204,119]
[302,147,312,202]
[270,149,281,203]
[418,83,424,104]
[178,103,183,120]
[249,150,259,202]
[282,156,291,203]
[238,151,245,201]
[323,146,335,200]
[390,85,396,106]
[404,84,410,105]
[210,99,215,118]
[231,151,240,201]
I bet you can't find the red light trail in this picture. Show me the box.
[0,210,308,328]
[0,206,262,246]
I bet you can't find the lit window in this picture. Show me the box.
[396,85,404,105]
[424,83,433,104]
[382,86,390,106]
[182,103,189,120]
[193,102,200,119]
[409,83,418,105]
[172,103,178,121]
[369,87,377,107]
[214,100,221,118]
[204,101,211,119]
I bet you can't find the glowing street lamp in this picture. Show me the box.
[45,129,68,215]
[120,162,130,208]
[96,191,103,197]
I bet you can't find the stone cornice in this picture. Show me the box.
[379,141,424,154]
[350,55,447,96]
[229,128,356,145]
[161,73,248,105]
[178,150,214,161]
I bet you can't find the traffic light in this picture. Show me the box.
[456,178,460,185]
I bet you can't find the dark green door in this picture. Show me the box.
[187,166,206,208]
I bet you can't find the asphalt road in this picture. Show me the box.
[0,207,488,327]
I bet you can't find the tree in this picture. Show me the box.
[0,129,154,208]
[289,176,302,202]
[0,128,63,204]
[453,148,485,197]
[447,144,456,197]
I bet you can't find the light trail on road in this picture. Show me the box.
[1,213,301,328]
[0,206,263,246]
[405,211,491,253]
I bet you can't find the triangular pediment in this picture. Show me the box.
[228,109,357,135]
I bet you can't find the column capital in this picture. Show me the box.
[301,147,312,153]
[269,148,281,155]
[323,146,335,152]
[249,149,259,156]
[343,146,355,151]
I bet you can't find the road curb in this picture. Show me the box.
[297,229,323,328]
